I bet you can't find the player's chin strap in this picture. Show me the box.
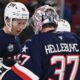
[5,18,13,33]
[0,62,11,80]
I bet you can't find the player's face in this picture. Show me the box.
[11,19,27,35]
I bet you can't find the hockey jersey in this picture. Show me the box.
[2,31,80,80]
[0,29,22,75]
[0,29,21,57]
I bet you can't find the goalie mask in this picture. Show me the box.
[31,5,59,34]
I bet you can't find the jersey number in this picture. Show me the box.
[50,55,79,80]
[14,54,30,65]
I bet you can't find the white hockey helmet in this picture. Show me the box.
[4,2,29,32]
[31,5,59,34]
[4,2,29,20]
[56,19,71,32]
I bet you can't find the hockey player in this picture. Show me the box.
[2,5,80,80]
[0,1,29,77]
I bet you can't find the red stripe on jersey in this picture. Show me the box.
[12,66,32,80]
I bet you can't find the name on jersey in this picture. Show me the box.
[45,43,79,54]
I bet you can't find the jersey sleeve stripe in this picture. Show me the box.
[12,63,39,80]
[0,70,10,80]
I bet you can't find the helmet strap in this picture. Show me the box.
[5,18,13,33]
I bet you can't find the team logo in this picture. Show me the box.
[8,3,16,8]
[7,43,14,52]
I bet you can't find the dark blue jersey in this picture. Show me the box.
[0,29,21,58]
[2,31,80,80]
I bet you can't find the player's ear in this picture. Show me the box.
[5,17,10,23]
[4,17,10,26]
